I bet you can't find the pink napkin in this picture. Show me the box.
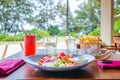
[0,59,25,76]
[97,60,120,69]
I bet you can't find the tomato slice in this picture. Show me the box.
[43,56,49,60]
[47,55,52,58]
[39,59,44,63]
[38,61,42,65]
[60,52,66,56]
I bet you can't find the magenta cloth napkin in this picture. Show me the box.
[97,60,120,69]
[0,59,25,76]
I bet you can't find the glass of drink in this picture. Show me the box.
[24,34,36,56]
[66,36,76,53]
[46,36,57,54]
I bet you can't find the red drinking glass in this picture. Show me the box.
[24,34,36,56]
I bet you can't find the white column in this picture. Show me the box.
[101,0,114,45]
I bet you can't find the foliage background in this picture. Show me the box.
[0,0,120,41]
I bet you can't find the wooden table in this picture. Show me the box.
[0,49,120,80]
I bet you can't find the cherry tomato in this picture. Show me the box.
[39,59,44,63]
[60,52,66,56]
[43,56,49,60]
[57,52,65,58]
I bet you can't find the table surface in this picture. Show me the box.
[0,49,120,80]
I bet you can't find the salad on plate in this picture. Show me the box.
[38,52,88,67]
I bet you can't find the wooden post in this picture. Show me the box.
[2,44,8,59]
[101,0,114,45]
[20,43,24,50]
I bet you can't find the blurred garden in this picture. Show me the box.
[0,0,120,42]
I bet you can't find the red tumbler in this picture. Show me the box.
[24,34,36,56]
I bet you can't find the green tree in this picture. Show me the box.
[74,0,100,34]
[55,1,67,29]
[34,0,60,30]
[58,29,66,36]
[56,0,74,35]
[114,20,120,36]
[48,25,60,36]
[34,0,73,36]
[89,27,100,36]
[114,0,120,21]
[0,0,36,35]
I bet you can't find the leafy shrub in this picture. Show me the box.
[39,30,50,38]
[88,20,120,37]
[70,32,78,38]
[48,25,60,36]
[0,34,9,41]
[89,27,100,36]
[13,33,24,41]
[25,28,50,40]
[58,30,66,36]
[0,29,50,41]
[114,20,120,36]
[2,36,14,41]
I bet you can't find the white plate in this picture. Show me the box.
[24,54,95,71]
